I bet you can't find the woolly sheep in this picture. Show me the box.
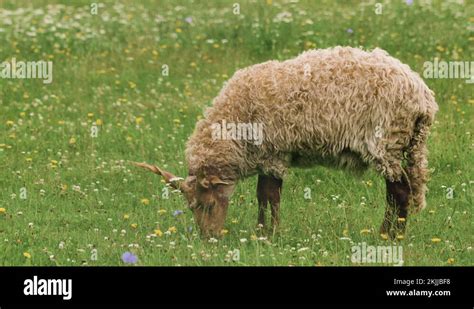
[134,46,438,238]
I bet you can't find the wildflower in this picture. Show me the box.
[447,258,455,264]
[95,119,103,125]
[158,209,167,215]
[240,238,247,243]
[69,137,76,145]
[173,210,183,217]
[141,198,150,205]
[360,228,371,235]
[168,226,177,233]
[154,229,163,237]
[250,234,257,241]
[121,252,138,264]
[26,157,33,162]
[0,208,6,214]
[431,237,442,243]
[347,28,354,34]
[135,116,143,125]
[397,217,406,223]
[184,17,193,24]
[23,252,31,259]
[123,214,129,220]
[6,120,14,126]
[396,235,404,240]
[87,113,94,118]
[405,0,413,5]
[380,233,389,240]
[220,229,229,235]
[131,223,138,229]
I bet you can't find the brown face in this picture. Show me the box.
[131,162,235,238]
[181,175,235,237]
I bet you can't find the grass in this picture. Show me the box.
[0,0,472,266]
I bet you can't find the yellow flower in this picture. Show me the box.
[51,160,58,165]
[250,234,257,241]
[213,43,220,49]
[58,120,65,125]
[447,258,455,265]
[380,233,389,240]
[123,214,130,220]
[396,235,404,240]
[397,217,406,223]
[154,229,163,237]
[23,252,31,259]
[129,81,136,89]
[168,226,177,233]
[131,223,138,229]
[0,208,6,214]
[231,219,239,224]
[158,209,167,215]
[141,198,150,205]
[176,28,182,33]
[95,119,103,125]
[69,137,76,145]
[343,229,349,237]
[6,120,14,126]
[431,237,442,243]
[360,229,371,235]
[26,157,33,162]
[220,229,229,235]
[60,184,68,191]
[87,113,94,118]
[135,117,143,125]
[19,112,26,117]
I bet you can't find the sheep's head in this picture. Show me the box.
[132,162,235,237]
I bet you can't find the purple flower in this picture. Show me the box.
[184,17,193,24]
[346,28,354,34]
[173,210,184,217]
[121,252,138,264]
[405,0,413,5]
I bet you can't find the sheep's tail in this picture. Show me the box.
[406,114,433,213]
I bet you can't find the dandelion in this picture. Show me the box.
[131,223,138,229]
[23,252,31,259]
[447,258,455,264]
[220,229,229,235]
[87,113,94,118]
[95,119,103,125]
[431,237,442,243]
[158,209,167,215]
[6,120,14,126]
[123,214,129,220]
[396,235,404,240]
[250,234,257,241]
[69,137,76,145]
[397,217,406,223]
[380,233,389,240]
[360,228,371,235]
[168,226,177,233]
[141,198,150,205]
[121,252,138,264]
[154,229,163,237]
[0,208,6,214]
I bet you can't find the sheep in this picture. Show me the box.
[133,46,438,238]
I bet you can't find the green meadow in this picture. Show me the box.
[0,0,472,266]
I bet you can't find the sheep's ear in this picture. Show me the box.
[131,161,183,190]
[199,175,230,189]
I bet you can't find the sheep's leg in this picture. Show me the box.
[381,174,410,239]
[256,175,268,227]
[256,175,283,231]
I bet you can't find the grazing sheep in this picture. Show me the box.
[134,46,438,238]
